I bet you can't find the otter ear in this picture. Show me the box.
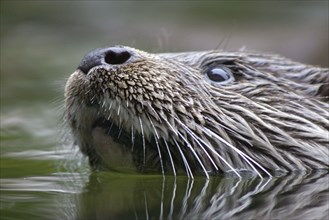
[297,68,329,101]
[299,68,329,101]
[317,83,329,101]
[317,69,329,101]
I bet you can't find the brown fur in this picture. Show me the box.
[65,46,329,178]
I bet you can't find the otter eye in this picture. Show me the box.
[206,66,234,85]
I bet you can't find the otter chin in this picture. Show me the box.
[64,45,329,178]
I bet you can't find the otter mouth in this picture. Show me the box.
[89,113,206,175]
[92,118,130,145]
[89,116,166,174]
[90,117,138,172]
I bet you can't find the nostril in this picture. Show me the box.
[77,47,132,74]
[104,48,131,65]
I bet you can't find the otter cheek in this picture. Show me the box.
[91,127,137,173]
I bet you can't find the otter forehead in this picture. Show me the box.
[65,45,329,177]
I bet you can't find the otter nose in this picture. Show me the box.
[78,47,132,74]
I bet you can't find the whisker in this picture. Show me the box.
[144,191,149,220]
[174,118,219,171]
[139,116,146,167]
[105,120,115,136]
[131,124,135,152]
[159,176,165,220]
[163,139,177,176]
[161,117,207,178]
[117,124,123,139]
[168,177,177,219]
[193,178,209,211]
[176,129,210,179]
[204,127,272,178]
[105,100,114,120]
[107,111,113,121]
[149,117,165,176]
[173,138,194,179]
[202,126,262,177]
[179,178,194,219]
[173,117,240,178]
[117,104,121,116]
[108,100,113,110]
[193,131,241,178]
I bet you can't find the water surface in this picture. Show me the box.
[1,2,328,219]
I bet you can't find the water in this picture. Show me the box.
[1,2,328,220]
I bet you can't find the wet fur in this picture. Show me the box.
[65,46,329,178]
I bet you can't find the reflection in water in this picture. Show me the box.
[76,171,328,220]
[1,2,328,219]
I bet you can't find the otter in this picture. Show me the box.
[64,46,329,178]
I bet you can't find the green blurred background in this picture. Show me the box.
[0,1,328,219]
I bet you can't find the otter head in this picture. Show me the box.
[65,45,329,178]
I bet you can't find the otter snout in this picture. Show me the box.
[77,46,133,74]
